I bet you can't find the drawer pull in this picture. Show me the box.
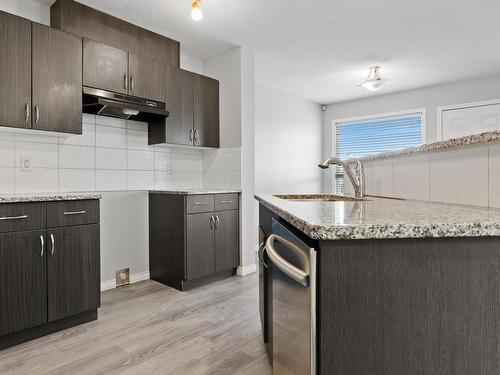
[63,210,86,216]
[220,200,233,204]
[0,215,28,221]
[40,235,44,257]
[193,203,208,206]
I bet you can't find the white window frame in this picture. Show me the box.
[331,108,427,192]
[437,99,500,141]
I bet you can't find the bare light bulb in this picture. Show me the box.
[191,1,203,21]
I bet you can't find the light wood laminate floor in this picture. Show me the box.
[0,274,272,375]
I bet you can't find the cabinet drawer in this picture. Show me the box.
[186,195,214,214]
[0,203,46,233]
[47,200,99,228]
[215,194,239,211]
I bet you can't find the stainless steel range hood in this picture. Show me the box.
[82,87,169,124]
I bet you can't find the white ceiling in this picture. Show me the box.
[36,0,500,104]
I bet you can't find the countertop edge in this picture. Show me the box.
[255,194,500,240]
[0,194,102,204]
[345,130,500,163]
[150,190,242,195]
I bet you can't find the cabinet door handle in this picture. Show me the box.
[50,234,55,255]
[220,200,232,204]
[209,215,214,229]
[124,74,128,90]
[189,129,193,142]
[34,105,40,125]
[194,129,199,143]
[130,76,134,92]
[194,202,208,206]
[0,214,28,221]
[25,103,30,123]
[40,235,44,257]
[215,215,220,229]
[63,210,86,215]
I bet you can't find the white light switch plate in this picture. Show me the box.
[21,154,33,171]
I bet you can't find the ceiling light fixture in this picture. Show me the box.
[191,0,203,21]
[358,66,389,92]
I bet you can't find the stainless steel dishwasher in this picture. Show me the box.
[265,219,317,375]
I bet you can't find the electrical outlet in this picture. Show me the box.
[166,162,173,174]
[116,268,130,287]
[21,154,33,171]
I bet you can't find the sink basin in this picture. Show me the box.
[273,194,366,202]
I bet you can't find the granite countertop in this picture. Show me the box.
[255,193,500,240]
[346,130,500,163]
[150,189,241,195]
[0,193,102,204]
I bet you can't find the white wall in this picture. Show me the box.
[180,53,204,75]
[0,0,50,24]
[255,82,322,193]
[203,48,242,148]
[323,74,500,192]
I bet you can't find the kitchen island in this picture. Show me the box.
[256,193,500,375]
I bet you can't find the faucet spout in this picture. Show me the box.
[318,157,364,199]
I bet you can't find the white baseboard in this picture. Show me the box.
[100,271,150,291]
[237,263,257,276]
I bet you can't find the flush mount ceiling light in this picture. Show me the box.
[358,66,390,92]
[191,0,203,21]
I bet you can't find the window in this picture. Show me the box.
[333,111,424,194]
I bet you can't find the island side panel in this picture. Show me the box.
[318,236,500,375]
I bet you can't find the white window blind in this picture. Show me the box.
[334,113,423,194]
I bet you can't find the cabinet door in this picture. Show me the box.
[165,66,194,145]
[128,52,166,101]
[0,11,31,129]
[0,230,46,336]
[194,74,219,148]
[83,39,128,94]
[47,225,100,322]
[186,212,215,280]
[32,23,82,134]
[214,210,239,272]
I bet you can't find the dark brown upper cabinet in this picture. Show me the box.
[151,66,195,146]
[0,11,82,134]
[0,11,31,130]
[128,52,166,102]
[83,39,128,95]
[84,39,166,102]
[194,74,220,148]
[149,68,220,148]
[51,0,179,67]
[32,23,82,134]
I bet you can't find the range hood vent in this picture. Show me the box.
[82,87,169,124]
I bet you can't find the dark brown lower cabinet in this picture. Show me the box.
[215,210,239,272]
[47,225,100,322]
[186,212,215,280]
[0,200,100,350]
[0,230,47,336]
[150,192,239,291]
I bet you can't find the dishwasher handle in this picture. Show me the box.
[265,234,309,287]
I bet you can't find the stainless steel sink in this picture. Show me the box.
[273,194,367,202]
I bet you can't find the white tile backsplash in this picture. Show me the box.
[15,168,58,194]
[127,150,154,171]
[488,144,500,208]
[0,168,15,194]
[15,142,58,169]
[364,159,393,197]
[392,154,430,201]
[430,147,488,206]
[0,115,241,195]
[96,148,127,170]
[96,126,127,149]
[59,169,95,192]
[96,170,127,191]
[0,140,15,167]
[59,145,95,169]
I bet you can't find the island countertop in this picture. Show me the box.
[255,193,500,240]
